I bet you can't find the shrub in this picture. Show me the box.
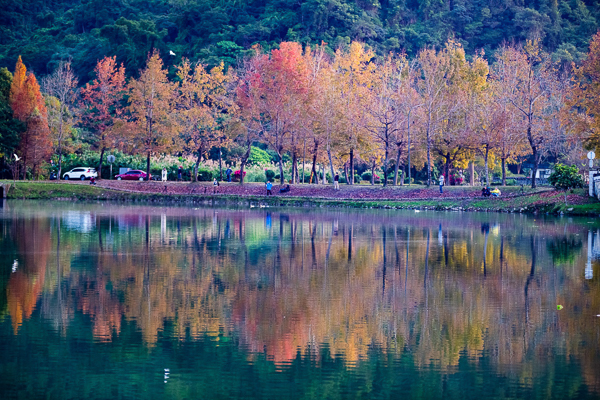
[299,171,310,182]
[361,171,372,182]
[549,164,584,190]
[265,169,275,181]
[197,168,214,181]
[354,174,362,184]
[548,164,584,204]
[449,173,463,185]
[232,170,246,182]
[248,146,272,165]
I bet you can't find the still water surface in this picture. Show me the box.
[1,201,600,399]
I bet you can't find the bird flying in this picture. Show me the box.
[13,154,20,161]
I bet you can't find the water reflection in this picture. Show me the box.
[1,202,600,398]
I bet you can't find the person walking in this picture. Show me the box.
[439,174,444,194]
[178,165,183,181]
[334,173,340,190]
[265,180,273,196]
[226,167,232,182]
[213,178,219,193]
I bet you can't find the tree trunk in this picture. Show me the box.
[146,151,151,181]
[394,146,402,185]
[97,147,105,180]
[407,112,411,186]
[327,144,335,187]
[484,145,489,186]
[349,148,354,185]
[320,163,325,184]
[502,158,507,186]
[57,112,64,178]
[218,148,223,181]
[57,141,63,179]
[527,121,539,188]
[383,148,389,187]
[194,145,203,182]
[445,154,451,186]
[302,137,306,184]
[531,147,539,188]
[310,142,318,184]
[291,151,297,184]
[470,161,475,186]
[239,142,251,185]
[21,155,26,180]
[370,161,375,185]
[344,162,349,185]
[277,150,285,185]
[426,112,432,187]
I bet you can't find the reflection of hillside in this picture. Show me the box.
[3,203,600,392]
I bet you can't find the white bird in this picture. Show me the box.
[12,260,18,273]
[13,154,20,161]
[169,50,176,56]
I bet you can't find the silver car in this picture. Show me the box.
[62,167,98,180]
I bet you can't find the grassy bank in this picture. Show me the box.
[3,181,600,216]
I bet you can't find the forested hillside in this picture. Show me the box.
[1,0,599,80]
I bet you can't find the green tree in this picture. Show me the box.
[0,67,23,158]
[548,163,584,204]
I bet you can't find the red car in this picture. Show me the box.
[115,170,151,181]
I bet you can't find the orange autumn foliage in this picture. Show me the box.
[9,56,51,177]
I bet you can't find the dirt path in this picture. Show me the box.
[94,180,544,201]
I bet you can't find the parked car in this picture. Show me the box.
[63,167,97,180]
[115,170,151,181]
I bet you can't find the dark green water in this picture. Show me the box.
[1,201,599,400]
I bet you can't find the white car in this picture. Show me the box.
[63,167,98,180]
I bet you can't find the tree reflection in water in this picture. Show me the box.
[0,202,599,399]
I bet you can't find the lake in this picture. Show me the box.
[1,201,599,399]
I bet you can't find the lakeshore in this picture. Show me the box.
[4,180,600,216]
